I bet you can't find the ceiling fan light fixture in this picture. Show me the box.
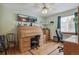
[41,5,48,14]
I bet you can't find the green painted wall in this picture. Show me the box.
[0,4,78,39]
[0,5,17,34]
[0,4,45,35]
[0,4,4,34]
[46,8,78,39]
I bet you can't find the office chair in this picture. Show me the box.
[31,35,40,49]
[55,29,64,52]
[56,29,63,42]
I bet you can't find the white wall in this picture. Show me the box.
[46,8,78,39]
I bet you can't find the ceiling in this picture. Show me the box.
[2,3,79,17]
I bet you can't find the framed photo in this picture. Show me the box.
[17,14,37,22]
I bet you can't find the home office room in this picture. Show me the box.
[0,3,79,55]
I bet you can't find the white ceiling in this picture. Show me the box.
[2,3,79,17]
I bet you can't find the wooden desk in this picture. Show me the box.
[64,35,79,55]
[17,26,44,53]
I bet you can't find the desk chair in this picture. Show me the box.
[56,29,63,42]
[55,29,64,52]
[31,35,40,49]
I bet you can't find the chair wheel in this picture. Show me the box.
[57,46,60,49]
[59,49,61,53]
[59,49,63,53]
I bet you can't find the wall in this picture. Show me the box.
[0,4,78,39]
[0,5,17,34]
[46,8,78,39]
[0,4,45,35]
[0,4,3,34]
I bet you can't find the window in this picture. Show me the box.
[61,15,75,33]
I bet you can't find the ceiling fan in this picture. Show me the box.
[41,3,48,14]
[41,3,56,15]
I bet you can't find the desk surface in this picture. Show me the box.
[64,35,78,44]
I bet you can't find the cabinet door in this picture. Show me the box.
[70,43,79,55]
[64,42,79,55]
[20,38,31,53]
[64,42,72,55]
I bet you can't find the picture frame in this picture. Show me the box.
[17,14,37,22]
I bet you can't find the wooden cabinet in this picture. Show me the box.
[64,42,79,55]
[43,28,50,43]
[17,26,44,53]
[19,37,31,53]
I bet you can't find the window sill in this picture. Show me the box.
[61,32,78,35]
